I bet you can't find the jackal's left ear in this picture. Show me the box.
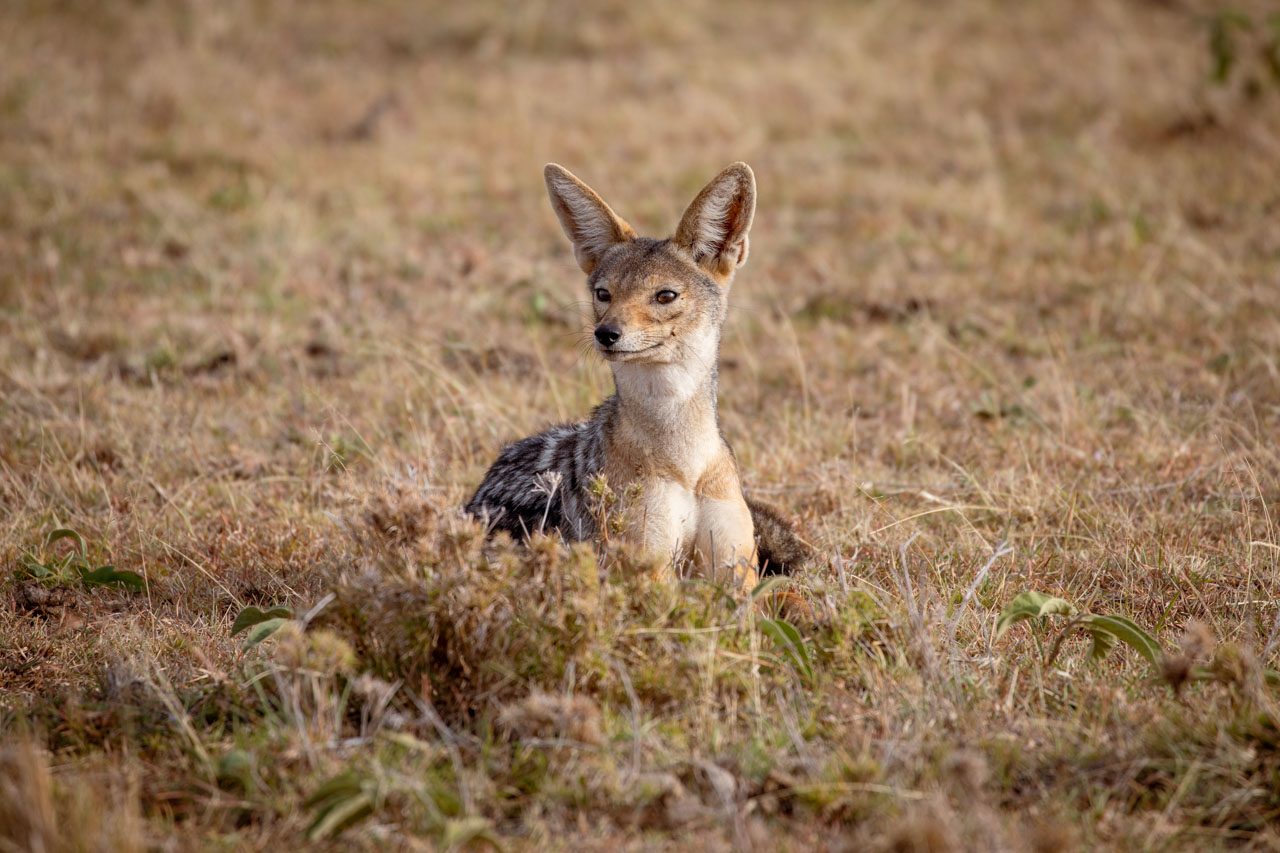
[544,164,637,274]
[673,162,756,280]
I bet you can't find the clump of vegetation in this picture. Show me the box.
[326,483,811,718]
[15,528,145,592]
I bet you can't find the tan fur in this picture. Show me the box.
[544,162,760,586]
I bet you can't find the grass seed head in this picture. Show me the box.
[1159,652,1193,696]
[1179,620,1215,662]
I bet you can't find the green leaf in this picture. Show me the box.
[244,618,289,647]
[751,576,789,601]
[305,773,377,841]
[995,592,1078,639]
[78,565,146,591]
[303,772,364,808]
[231,605,293,637]
[44,528,88,558]
[308,791,374,840]
[1086,623,1118,663]
[23,563,53,580]
[759,617,814,682]
[1080,614,1163,666]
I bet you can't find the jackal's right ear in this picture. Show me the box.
[544,164,636,274]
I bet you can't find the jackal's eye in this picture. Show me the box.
[594,288,611,302]
[655,290,678,305]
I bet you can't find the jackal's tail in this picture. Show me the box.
[747,498,811,576]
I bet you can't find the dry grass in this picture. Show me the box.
[2,0,1280,849]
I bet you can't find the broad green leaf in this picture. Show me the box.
[244,618,289,647]
[231,605,293,637]
[759,617,814,682]
[995,592,1078,639]
[79,565,146,591]
[1086,624,1118,663]
[44,528,87,558]
[1081,614,1163,666]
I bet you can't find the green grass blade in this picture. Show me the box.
[307,791,374,841]
[759,617,814,682]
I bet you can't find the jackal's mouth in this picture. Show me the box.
[597,341,665,361]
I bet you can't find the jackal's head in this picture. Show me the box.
[543,163,755,369]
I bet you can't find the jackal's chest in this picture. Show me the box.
[621,464,756,576]
[639,480,701,554]
[599,412,757,576]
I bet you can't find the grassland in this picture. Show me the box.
[2,0,1279,849]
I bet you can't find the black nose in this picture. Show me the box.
[594,325,621,347]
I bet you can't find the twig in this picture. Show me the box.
[946,538,1013,650]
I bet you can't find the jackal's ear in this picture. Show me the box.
[544,164,636,274]
[673,162,756,280]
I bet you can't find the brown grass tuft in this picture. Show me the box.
[1180,619,1216,662]
[886,803,958,853]
[0,741,143,853]
[1027,815,1078,853]
[943,749,989,799]
[497,691,605,746]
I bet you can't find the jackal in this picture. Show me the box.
[466,162,807,587]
